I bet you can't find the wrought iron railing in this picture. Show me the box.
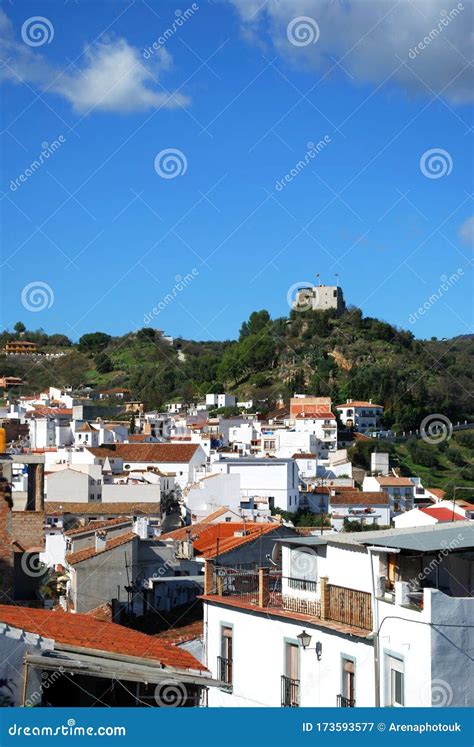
[281,675,300,707]
[286,577,318,593]
[337,694,355,707]
[217,656,232,685]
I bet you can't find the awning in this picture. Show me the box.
[25,648,229,691]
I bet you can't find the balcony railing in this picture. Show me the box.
[286,577,318,593]
[337,694,355,707]
[281,675,300,707]
[217,656,232,685]
[206,565,372,631]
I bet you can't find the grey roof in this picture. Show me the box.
[278,522,474,553]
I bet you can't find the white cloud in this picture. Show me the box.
[459,216,474,247]
[0,11,189,114]
[228,0,473,105]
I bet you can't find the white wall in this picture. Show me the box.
[0,626,54,706]
[185,473,241,513]
[213,459,300,512]
[101,483,161,503]
[205,602,375,707]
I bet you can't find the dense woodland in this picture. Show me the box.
[1,307,473,434]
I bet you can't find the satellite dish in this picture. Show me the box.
[271,542,282,565]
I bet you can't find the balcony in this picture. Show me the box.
[217,656,232,686]
[204,564,372,632]
[337,694,355,707]
[281,675,300,707]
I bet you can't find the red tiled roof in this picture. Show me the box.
[0,605,205,671]
[375,477,414,487]
[295,411,334,420]
[420,507,465,522]
[292,453,317,459]
[160,521,279,559]
[45,502,161,516]
[199,522,278,559]
[31,406,72,417]
[330,491,389,506]
[66,532,137,565]
[65,517,132,537]
[336,401,383,409]
[427,488,446,499]
[87,443,200,463]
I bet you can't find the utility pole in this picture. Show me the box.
[452,486,474,521]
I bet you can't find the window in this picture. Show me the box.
[218,626,233,685]
[340,657,355,706]
[386,655,404,706]
[282,642,300,707]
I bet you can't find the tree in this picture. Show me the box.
[78,332,112,353]
[96,353,113,374]
[239,310,271,340]
[137,327,156,343]
[14,321,26,335]
[130,414,136,434]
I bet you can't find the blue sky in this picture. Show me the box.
[1,0,473,342]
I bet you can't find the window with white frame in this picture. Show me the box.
[385,654,404,706]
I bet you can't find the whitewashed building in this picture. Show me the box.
[203,523,474,707]
[362,476,416,517]
[336,399,384,433]
[212,457,300,513]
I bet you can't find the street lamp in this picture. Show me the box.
[297,631,322,659]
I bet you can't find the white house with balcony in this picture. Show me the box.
[362,475,416,518]
[336,399,384,433]
[202,522,474,708]
[292,412,337,462]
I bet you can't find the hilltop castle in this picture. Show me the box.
[295,281,346,316]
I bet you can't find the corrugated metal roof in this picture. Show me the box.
[278,522,474,552]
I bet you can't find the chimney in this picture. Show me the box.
[95,530,107,552]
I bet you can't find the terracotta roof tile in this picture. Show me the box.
[336,401,383,409]
[66,533,137,565]
[330,491,389,506]
[375,477,414,487]
[45,502,160,516]
[64,517,132,537]
[87,443,200,463]
[0,605,205,671]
